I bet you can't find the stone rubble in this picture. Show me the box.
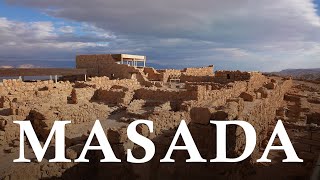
[0,56,318,179]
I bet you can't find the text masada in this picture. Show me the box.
[13,119,303,163]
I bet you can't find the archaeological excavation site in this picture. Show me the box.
[0,54,319,179]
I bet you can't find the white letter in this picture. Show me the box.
[127,120,155,163]
[210,121,256,162]
[160,120,206,163]
[257,120,303,162]
[13,120,71,163]
[75,120,121,162]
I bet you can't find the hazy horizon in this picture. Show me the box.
[1,0,320,71]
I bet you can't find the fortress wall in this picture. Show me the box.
[181,65,214,76]
[214,71,262,83]
[180,74,215,82]
[143,67,163,81]
[178,79,293,161]
[93,88,134,106]
[133,73,269,108]
[0,80,73,112]
[126,80,293,179]
[159,69,181,83]
[1,79,72,92]
[293,127,320,165]
[237,79,293,160]
[76,54,116,68]
[134,88,198,102]
[72,78,139,104]
[77,56,153,86]
[76,54,140,79]
[76,77,140,89]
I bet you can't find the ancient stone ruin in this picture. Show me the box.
[0,54,319,179]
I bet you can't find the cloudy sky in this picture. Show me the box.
[1,0,320,71]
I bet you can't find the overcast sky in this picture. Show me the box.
[1,0,320,71]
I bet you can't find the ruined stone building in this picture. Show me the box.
[0,54,319,179]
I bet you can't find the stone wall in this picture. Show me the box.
[128,78,293,179]
[157,69,181,83]
[0,80,73,111]
[1,79,72,93]
[134,88,198,102]
[76,54,117,76]
[93,87,134,106]
[238,79,293,159]
[71,77,141,105]
[180,74,215,83]
[71,88,96,104]
[293,127,320,165]
[156,66,214,83]
[181,65,214,76]
[134,74,270,110]
[173,79,293,164]
[143,67,163,81]
[76,77,140,90]
[76,55,153,86]
[215,70,262,84]
[181,81,248,109]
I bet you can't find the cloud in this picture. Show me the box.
[212,48,250,57]
[3,0,320,71]
[59,26,74,33]
[18,64,39,68]
[0,64,41,68]
[0,65,14,68]
[0,17,113,61]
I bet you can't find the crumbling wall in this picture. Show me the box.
[180,74,215,83]
[133,74,269,110]
[76,54,117,76]
[76,55,153,86]
[71,77,141,105]
[156,66,214,83]
[93,86,134,106]
[140,78,293,179]
[0,83,8,97]
[293,127,320,165]
[1,79,72,93]
[143,67,162,81]
[247,73,269,91]
[71,88,96,104]
[181,65,214,76]
[215,71,261,84]
[76,55,138,79]
[134,88,198,102]
[0,80,73,115]
[237,79,293,160]
[148,111,190,136]
[185,82,227,90]
[157,69,181,83]
[76,77,140,90]
[76,54,138,79]
[182,81,248,109]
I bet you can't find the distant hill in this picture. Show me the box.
[269,68,320,81]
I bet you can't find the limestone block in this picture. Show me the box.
[256,87,269,98]
[66,144,84,159]
[239,92,255,102]
[256,92,262,99]
[136,124,150,137]
[107,128,127,144]
[265,82,276,89]
[190,107,211,125]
